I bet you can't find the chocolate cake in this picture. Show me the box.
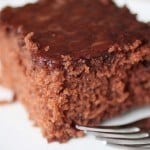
[0,0,150,142]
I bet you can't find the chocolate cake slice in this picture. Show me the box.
[0,0,150,142]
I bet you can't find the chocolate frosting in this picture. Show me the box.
[0,0,150,66]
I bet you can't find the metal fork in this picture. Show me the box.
[76,117,150,149]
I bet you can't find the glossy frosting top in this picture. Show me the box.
[0,0,150,66]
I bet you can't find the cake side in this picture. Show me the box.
[0,27,85,141]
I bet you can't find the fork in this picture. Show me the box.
[76,117,150,150]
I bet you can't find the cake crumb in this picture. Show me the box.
[45,46,50,52]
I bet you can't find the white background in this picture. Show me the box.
[0,0,150,150]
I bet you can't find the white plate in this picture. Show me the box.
[0,1,150,150]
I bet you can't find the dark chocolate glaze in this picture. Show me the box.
[0,0,150,67]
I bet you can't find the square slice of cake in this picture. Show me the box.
[0,0,150,142]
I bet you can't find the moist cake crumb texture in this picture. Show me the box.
[0,0,150,142]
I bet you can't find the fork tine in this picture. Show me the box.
[99,137,150,145]
[88,131,149,139]
[76,117,150,149]
[76,125,140,134]
[107,143,150,150]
